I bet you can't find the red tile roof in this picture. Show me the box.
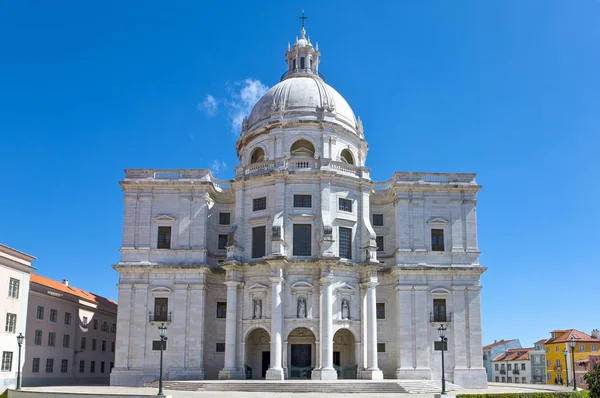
[534,339,547,345]
[545,329,600,344]
[31,274,117,312]
[483,339,516,350]
[492,348,534,362]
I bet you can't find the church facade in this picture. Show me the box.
[110,26,487,388]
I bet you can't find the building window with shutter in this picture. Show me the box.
[63,334,70,348]
[219,212,231,225]
[433,299,447,322]
[376,236,384,252]
[293,224,311,256]
[153,298,169,322]
[36,306,44,320]
[64,312,72,325]
[338,227,352,259]
[48,332,56,347]
[8,278,19,299]
[252,226,266,258]
[338,198,352,212]
[293,195,312,208]
[79,360,85,373]
[1,352,12,372]
[34,330,42,345]
[253,197,267,211]
[5,313,16,333]
[61,359,68,373]
[372,214,383,226]
[157,226,172,249]
[218,234,228,250]
[431,229,445,251]
[50,309,58,323]
[45,358,54,373]
[32,358,40,373]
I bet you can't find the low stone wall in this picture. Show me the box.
[8,390,170,398]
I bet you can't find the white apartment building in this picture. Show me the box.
[492,348,533,384]
[0,244,36,392]
[22,274,117,386]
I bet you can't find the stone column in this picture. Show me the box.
[312,276,337,380]
[218,281,242,379]
[362,278,383,379]
[266,271,285,380]
[395,285,414,379]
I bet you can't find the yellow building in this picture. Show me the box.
[544,329,600,386]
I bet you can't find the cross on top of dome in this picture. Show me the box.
[281,12,323,82]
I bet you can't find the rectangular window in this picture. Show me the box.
[372,214,383,226]
[338,227,352,259]
[521,363,526,370]
[433,299,447,322]
[63,334,70,348]
[556,359,561,367]
[102,321,109,332]
[153,297,169,322]
[377,343,386,353]
[102,340,106,352]
[45,358,54,373]
[79,360,85,373]
[293,224,312,256]
[216,343,225,353]
[64,312,72,325]
[495,377,499,382]
[218,234,228,250]
[338,198,352,212]
[592,345,598,351]
[219,212,231,225]
[546,360,550,367]
[82,316,88,328]
[431,229,445,251]
[293,194,312,208]
[111,341,115,353]
[507,364,512,371]
[8,278,19,298]
[152,340,167,351]
[580,344,585,352]
[32,358,40,373]
[251,226,266,258]
[376,236,384,252]
[502,377,505,383]
[61,359,68,373]
[216,302,227,318]
[253,197,267,211]
[5,313,16,333]
[1,352,12,372]
[522,377,526,383]
[34,330,42,345]
[36,305,44,320]
[48,332,56,347]
[376,303,385,319]
[81,337,87,350]
[556,346,559,352]
[434,341,448,351]
[495,364,499,370]
[49,309,57,322]
[300,56,305,69]
[93,319,98,330]
[92,338,97,351]
[101,361,105,373]
[90,361,95,373]
[111,323,117,333]
[157,226,172,249]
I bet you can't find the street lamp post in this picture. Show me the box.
[16,333,24,390]
[563,348,569,386]
[438,325,448,395]
[157,324,168,396]
[569,337,577,391]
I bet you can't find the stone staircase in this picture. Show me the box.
[146,380,462,394]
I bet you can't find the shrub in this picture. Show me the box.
[584,364,600,398]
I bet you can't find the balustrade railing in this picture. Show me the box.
[280,68,325,81]
[329,161,361,176]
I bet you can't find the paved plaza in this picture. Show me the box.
[15,382,577,398]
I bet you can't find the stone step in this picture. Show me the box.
[146,380,463,394]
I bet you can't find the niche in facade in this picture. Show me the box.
[290,139,315,157]
[340,149,354,165]
[250,147,265,164]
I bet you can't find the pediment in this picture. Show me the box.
[290,281,314,292]
[151,286,173,296]
[427,217,448,226]
[153,215,175,223]
[247,283,268,292]
[429,287,451,296]
[248,215,270,225]
[335,282,357,293]
[289,214,316,221]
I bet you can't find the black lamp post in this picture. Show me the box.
[16,333,24,390]
[569,337,577,391]
[563,348,569,386]
[157,324,168,396]
[438,325,448,395]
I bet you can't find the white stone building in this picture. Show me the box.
[110,26,487,388]
[0,244,36,392]
[23,274,117,386]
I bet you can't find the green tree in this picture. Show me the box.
[584,363,600,398]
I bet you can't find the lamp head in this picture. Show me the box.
[569,336,575,348]
[158,323,168,338]
[438,324,447,338]
[563,348,569,355]
[16,333,24,345]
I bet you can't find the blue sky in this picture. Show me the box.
[1,1,598,348]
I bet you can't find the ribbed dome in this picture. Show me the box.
[245,76,357,135]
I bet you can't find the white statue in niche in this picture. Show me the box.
[253,299,262,319]
[342,300,350,319]
[297,298,306,318]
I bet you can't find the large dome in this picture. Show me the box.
[245,75,357,135]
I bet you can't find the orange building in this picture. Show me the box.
[544,329,600,387]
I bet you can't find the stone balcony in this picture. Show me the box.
[123,169,232,192]
[234,158,370,179]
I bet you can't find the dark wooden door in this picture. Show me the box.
[261,351,270,379]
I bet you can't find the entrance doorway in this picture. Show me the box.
[287,327,316,379]
[333,329,356,379]
[261,351,270,379]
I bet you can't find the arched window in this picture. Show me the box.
[250,147,265,164]
[340,149,354,165]
[290,139,315,157]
